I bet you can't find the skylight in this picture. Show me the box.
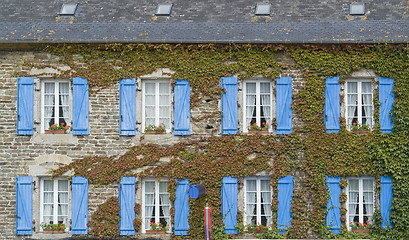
[255,3,271,15]
[156,3,173,16]
[59,3,78,16]
[349,3,365,15]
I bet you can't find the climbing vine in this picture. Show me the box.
[43,43,409,239]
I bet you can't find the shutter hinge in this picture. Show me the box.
[33,219,36,232]
[33,180,36,190]
[70,219,72,230]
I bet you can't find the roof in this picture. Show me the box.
[1,0,409,44]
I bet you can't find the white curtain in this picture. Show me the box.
[144,83,156,127]
[144,181,155,229]
[363,179,374,220]
[246,83,256,127]
[44,83,55,130]
[260,82,271,126]
[59,83,70,125]
[246,180,256,224]
[159,83,170,128]
[58,180,68,224]
[361,82,372,127]
[260,180,271,225]
[159,182,170,225]
[43,180,54,224]
[349,180,359,224]
[347,82,357,126]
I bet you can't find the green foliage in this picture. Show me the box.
[88,197,120,237]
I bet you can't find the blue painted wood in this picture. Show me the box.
[119,78,136,135]
[174,79,191,135]
[72,77,89,135]
[119,177,136,236]
[380,176,393,228]
[325,176,341,234]
[17,77,34,135]
[174,179,190,235]
[276,77,292,134]
[221,176,238,234]
[277,176,293,233]
[16,176,32,235]
[221,77,238,135]
[324,77,340,133]
[72,176,88,235]
[379,77,394,133]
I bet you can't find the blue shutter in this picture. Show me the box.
[16,176,32,235]
[276,77,292,134]
[324,77,340,133]
[174,79,191,135]
[119,177,135,236]
[277,176,293,233]
[221,77,238,135]
[380,176,393,228]
[221,176,238,234]
[17,77,34,135]
[72,176,88,235]
[119,78,136,136]
[72,77,89,135]
[325,176,341,234]
[379,77,394,133]
[174,179,190,235]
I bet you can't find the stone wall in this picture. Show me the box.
[1,47,308,240]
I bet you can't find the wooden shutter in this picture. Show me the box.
[379,77,394,133]
[325,176,341,234]
[277,176,293,233]
[119,78,136,136]
[221,77,238,135]
[72,77,89,135]
[324,77,340,133]
[276,77,292,134]
[174,79,191,135]
[17,77,34,135]
[16,176,32,235]
[72,176,88,235]
[221,176,238,234]
[119,177,135,236]
[380,176,393,228]
[174,179,190,235]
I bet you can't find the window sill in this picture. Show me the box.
[350,130,371,135]
[32,133,79,145]
[246,130,270,135]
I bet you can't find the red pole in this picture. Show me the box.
[204,204,212,240]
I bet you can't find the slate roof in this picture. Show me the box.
[1,0,409,44]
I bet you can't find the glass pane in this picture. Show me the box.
[44,96,55,106]
[247,180,256,191]
[159,95,169,105]
[159,118,170,129]
[347,94,357,105]
[44,180,53,191]
[361,82,371,93]
[246,193,256,204]
[260,180,270,191]
[159,106,170,118]
[349,192,359,203]
[349,179,359,191]
[45,82,55,94]
[364,204,373,215]
[363,179,373,191]
[261,192,271,203]
[363,192,373,203]
[349,204,359,215]
[44,192,53,204]
[58,180,68,191]
[347,82,357,94]
[246,83,256,94]
[246,94,256,106]
[160,195,170,205]
[159,182,168,193]
[145,95,155,105]
[145,83,155,94]
[145,181,155,193]
[159,83,169,94]
[59,82,69,94]
[145,106,155,118]
[58,192,68,204]
[260,82,270,94]
[247,216,256,225]
[58,204,68,216]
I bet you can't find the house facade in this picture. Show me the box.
[1,1,408,239]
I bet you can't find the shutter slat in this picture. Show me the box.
[221,77,238,135]
[174,179,190,235]
[380,176,393,228]
[276,77,292,134]
[221,176,237,234]
[324,77,340,133]
[325,176,341,234]
[72,176,88,234]
[119,78,136,135]
[17,77,34,135]
[119,177,135,236]
[174,79,191,135]
[16,176,32,235]
[72,77,89,135]
[277,176,293,233]
[379,77,394,133]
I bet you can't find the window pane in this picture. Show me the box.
[347,82,357,94]
[58,192,69,204]
[159,182,168,192]
[145,95,155,105]
[361,82,371,93]
[362,179,373,191]
[45,82,55,94]
[260,180,270,191]
[58,180,68,191]
[247,180,256,191]
[145,83,155,94]
[145,181,155,193]
[349,179,359,191]
[246,83,256,94]
[159,95,170,105]
[145,106,155,119]
[159,83,169,94]
[159,106,170,119]
[246,192,256,204]
[44,180,53,191]
[260,82,270,94]
[261,192,271,203]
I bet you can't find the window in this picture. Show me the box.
[244,177,272,226]
[142,179,171,233]
[345,80,373,129]
[346,177,375,229]
[243,80,273,132]
[41,80,70,132]
[142,81,171,133]
[40,178,69,231]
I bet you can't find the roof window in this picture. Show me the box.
[255,3,271,15]
[156,3,173,16]
[349,3,365,15]
[59,3,78,16]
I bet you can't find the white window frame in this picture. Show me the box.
[242,80,274,133]
[346,176,375,230]
[141,80,171,133]
[141,178,171,233]
[40,80,71,133]
[345,79,374,130]
[243,176,273,227]
[39,177,70,232]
